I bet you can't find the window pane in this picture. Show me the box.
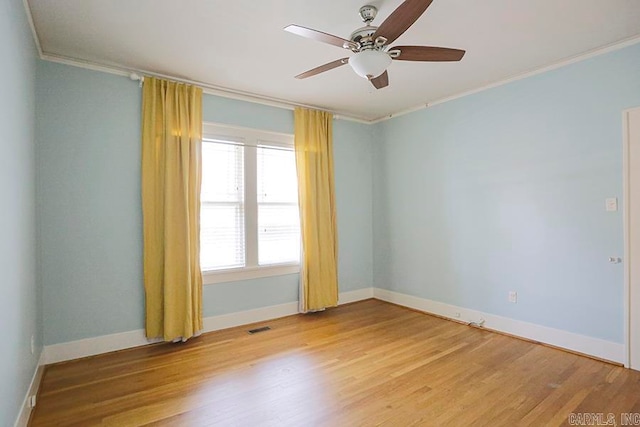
[257,145,300,265]
[201,203,245,270]
[257,145,298,203]
[200,140,245,270]
[201,140,244,203]
[258,204,300,265]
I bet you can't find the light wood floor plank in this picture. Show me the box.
[30,300,640,426]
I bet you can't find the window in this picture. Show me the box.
[200,123,300,283]
[257,144,300,265]
[200,140,245,271]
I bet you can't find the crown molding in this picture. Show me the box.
[38,52,372,125]
[369,34,640,124]
[21,0,370,125]
[22,0,640,126]
[22,0,42,57]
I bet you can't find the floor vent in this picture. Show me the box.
[248,326,271,334]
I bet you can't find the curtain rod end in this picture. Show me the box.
[129,72,144,87]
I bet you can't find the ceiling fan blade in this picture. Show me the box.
[392,46,466,62]
[295,58,350,79]
[284,25,356,50]
[373,0,434,46]
[370,71,389,89]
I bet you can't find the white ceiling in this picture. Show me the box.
[27,0,640,121]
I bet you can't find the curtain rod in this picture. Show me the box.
[127,72,368,124]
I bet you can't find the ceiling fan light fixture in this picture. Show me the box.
[349,50,392,79]
[285,0,465,90]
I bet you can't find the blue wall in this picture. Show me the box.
[34,31,640,353]
[0,0,40,425]
[36,61,374,345]
[36,62,145,346]
[373,43,640,343]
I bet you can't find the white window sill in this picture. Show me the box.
[202,264,300,285]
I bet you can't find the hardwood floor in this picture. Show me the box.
[30,299,640,426]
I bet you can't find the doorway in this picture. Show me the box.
[624,107,640,370]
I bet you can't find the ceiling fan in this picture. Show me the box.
[284,0,465,89]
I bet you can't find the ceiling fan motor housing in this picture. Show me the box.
[350,26,378,49]
[352,5,380,50]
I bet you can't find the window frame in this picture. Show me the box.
[201,122,300,285]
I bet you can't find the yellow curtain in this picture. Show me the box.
[141,77,203,341]
[294,107,339,312]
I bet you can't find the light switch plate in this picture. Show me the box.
[606,198,618,212]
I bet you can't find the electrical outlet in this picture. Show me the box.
[28,395,36,408]
[454,312,460,318]
[508,291,517,303]
[30,335,35,355]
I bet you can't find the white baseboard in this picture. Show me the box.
[42,328,163,365]
[42,288,373,365]
[339,287,374,304]
[13,356,45,427]
[202,301,299,333]
[373,288,624,364]
[40,287,622,366]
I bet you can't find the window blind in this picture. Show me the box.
[257,144,300,265]
[200,139,245,271]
